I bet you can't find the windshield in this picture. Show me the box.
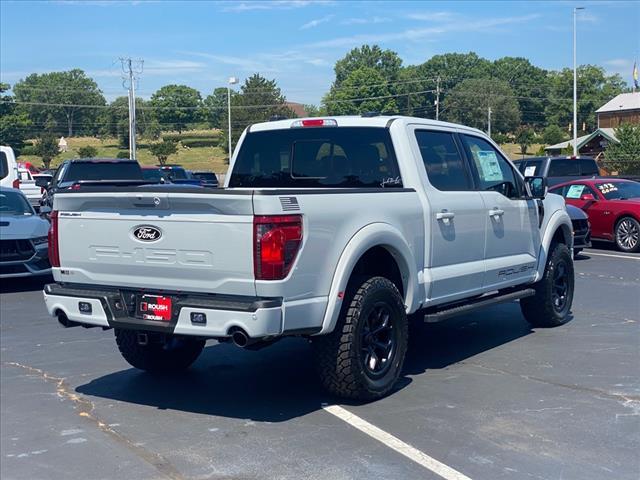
[596,181,640,200]
[64,162,143,182]
[0,190,32,215]
[229,127,402,188]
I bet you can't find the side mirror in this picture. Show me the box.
[580,193,596,201]
[39,206,52,218]
[525,176,547,199]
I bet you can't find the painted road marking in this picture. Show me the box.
[322,404,472,480]
[585,251,640,261]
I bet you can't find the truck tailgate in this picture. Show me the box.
[53,190,256,296]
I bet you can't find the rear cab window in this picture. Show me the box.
[548,159,580,176]
[64,161,143,182]
[579,159,599,176]
[521,159,544,177]
[229,127,402,188]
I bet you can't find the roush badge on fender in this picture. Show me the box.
[132,225,162,242]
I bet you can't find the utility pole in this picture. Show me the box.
[121,58,143,160]
[573,7,584,157]
[435,75,441,121]
[487,106,492,138]
[227,76,239,159]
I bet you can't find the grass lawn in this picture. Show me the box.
[19,129,230,174]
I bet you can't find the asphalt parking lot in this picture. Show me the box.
[1,244,639,480]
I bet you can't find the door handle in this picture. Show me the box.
[489,208,505,218]
[436,210,455,221]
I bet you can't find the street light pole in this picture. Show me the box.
[573,7,584,157]
[227,76,239,160]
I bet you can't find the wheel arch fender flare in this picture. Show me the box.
[317,223,419,335]
[536,209,573,281]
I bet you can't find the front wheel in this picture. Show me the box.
[520,242,574,328]
[312,276,408,400]
[615,217,640,253]
[115,329,205,372]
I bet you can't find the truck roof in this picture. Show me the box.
[249,115,485,136]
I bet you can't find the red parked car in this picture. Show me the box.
[550,178,640,253]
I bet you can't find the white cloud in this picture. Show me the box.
[222,0,333,13]
[405,11,455,22]
[604,59,633,68]
[341,16,391,26]
[306,14,541,49]
[300,14,334,30]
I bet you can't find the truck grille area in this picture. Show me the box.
[0,240,35,262]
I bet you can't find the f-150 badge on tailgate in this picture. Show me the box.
[133,226,162,242]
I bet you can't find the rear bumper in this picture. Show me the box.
[43,283,284,339]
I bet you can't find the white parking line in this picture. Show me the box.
[585,251,640,261]
[322,404,473,480]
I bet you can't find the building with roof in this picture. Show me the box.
[545,92,639,158]
[596,92,640,128]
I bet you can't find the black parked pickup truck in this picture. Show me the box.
[513,156,599,187]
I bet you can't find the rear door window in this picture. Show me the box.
[548,159,580,176]
[522,159,544,177]
[229,127,402,188]
[0,152,8,180]
[414,130,472,191]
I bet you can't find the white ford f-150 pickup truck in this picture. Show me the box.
[43,115,574,400]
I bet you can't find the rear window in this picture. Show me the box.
[193,172,217,182]
[142,169,164,182]
[229,127,402,188]
[64,162,143,182]
[0,152,8,180]
[161,167,187,180]
[548,159,580,176]
[579,159,599,176]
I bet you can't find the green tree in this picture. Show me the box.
[304,104,323,117]
[150,85,202,134]
[443,78,521,133]
[13,69,105,137]
[323,67,396,115]
[491,57,550,127]
[149,139,177,165]
[223,74,294,154]
[542,125,567,145]
[604,123,640,175]
[545,65,625,132]
[515,126,536,155]
[34,134,59,169]
[0,83,32,153]
[77,145,98,158]
[333,45,402,87]
[202,87,230,129]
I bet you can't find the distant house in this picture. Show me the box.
[284,102,308,118]
[545,92,639,158]
[596,92,640,128]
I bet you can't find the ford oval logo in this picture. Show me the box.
[133,226,162,242]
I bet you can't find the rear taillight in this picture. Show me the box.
[70,183,81,190]
[253,215,302,280]
[48,211,60,267]
[12,178,20,189]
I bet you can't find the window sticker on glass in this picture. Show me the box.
[476,150,503,181]
[566,184,585,199]
[597,183,618,195]
[524,166,537,177]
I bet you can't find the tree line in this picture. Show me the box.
[0,46,631,158]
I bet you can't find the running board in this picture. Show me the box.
[423,288,536,323]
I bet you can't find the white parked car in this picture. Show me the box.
[0,187,51,278]
[43,115,574,399]
[0,146,20,190]
[18,168,42,210]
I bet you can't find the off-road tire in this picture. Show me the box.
[614,216,640,253]
[115,329,205,372]
[520,243,574,327]
[312,276,408,400]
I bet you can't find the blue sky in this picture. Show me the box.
[1,0,639,105]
